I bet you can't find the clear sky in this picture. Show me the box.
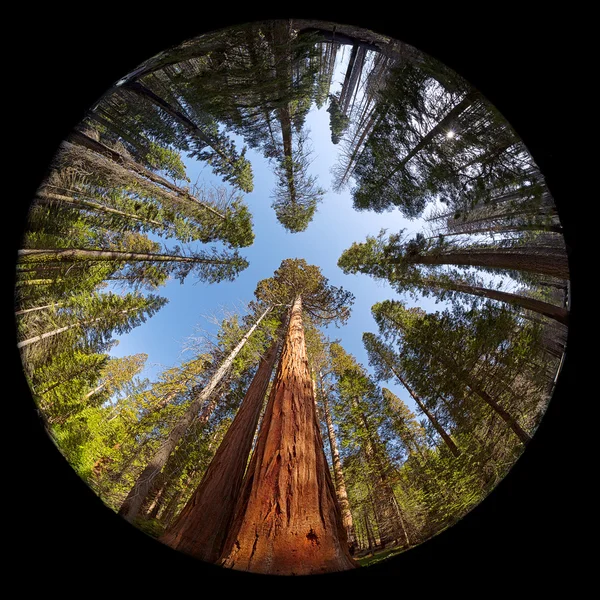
[108,52,445,417]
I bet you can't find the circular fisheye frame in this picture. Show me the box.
[16,20,568,575]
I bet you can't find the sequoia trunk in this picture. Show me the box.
[160,331,283,562]
[219,296,357,574]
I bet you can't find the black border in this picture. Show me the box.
[11,8,581,586]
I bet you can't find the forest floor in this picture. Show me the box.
[355,546,405,567]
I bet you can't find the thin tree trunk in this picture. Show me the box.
[318,371,356,549]
[122,81,233,165]
[68,131,225,220]
[422,343,532,445]
[366,483,383,547]
[15,303,58,316]
[426,192,556,223]
[278,106,297,203]
[17,324,74,349]
[463,379,531,444]
[17,308,137,349]
[376,352,460,457]
[426,330,531,444]
[384,91,479,181]
[411,248,569,279]
[160,330,284,563]
[271,24,297,204]
[219,296,357,574]
[15,278,56,286]
[362,509,376,553]
[339,44,358,110]
[18,247,231,265]
[118,305,272,522]
[142,431,194,520]
[336,109,379,189]
[84,382,106,400]
[145,483,167,519]
[159,489,184,527]
[400,378,460,456]
[35,191,170,229]
[37,362,103,396]
[393,495,411,548]
[440,218,563,240]
[435,280,569,325]
[354,401,408,547]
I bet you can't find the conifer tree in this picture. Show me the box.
[219,259,357,574]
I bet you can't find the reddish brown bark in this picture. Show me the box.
[160,333,283,562]
[219,297,357,574]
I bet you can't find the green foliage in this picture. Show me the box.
[271,135,325,233]
[222,199,255,248]
[132,517,166,539]
[145,142,189,181]
[327,94,350,144]
[350,57,538,218]
[48,141,254,248]
[159,21,324,231]
[93,73,254,193]
[255,258,354,325]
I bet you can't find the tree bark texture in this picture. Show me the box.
[440,280,569,325]
[219,297,357,574]
[18,248,228,265]
[160,332,283,563]
[413,248,569,279]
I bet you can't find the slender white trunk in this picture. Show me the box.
[118,304,273,522]
[15,303,59,316]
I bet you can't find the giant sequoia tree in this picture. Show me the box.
[304,329,357,551]
[218,259,357,574]
[160,320,286,562]
[17,18,570,573]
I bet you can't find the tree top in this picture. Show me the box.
[254,258,354,325]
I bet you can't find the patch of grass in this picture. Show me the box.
[132,517,165,539]
[355,546,405,568]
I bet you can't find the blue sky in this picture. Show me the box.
[108,53,445,418]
